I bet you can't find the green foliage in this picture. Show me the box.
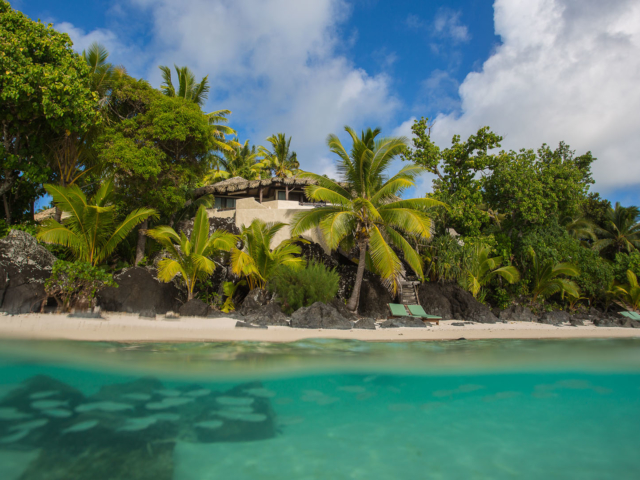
[0,1,99,201]
[527,247,580,304]
[612,270,640,311]
[423,234,470,282]
[231,219,306,290]
[459,244,520,298]
[613,252,640,284]
[147,206,237,300]
[269,262,340,314]
[292,126,442,311]
[220,281,245,313]
[159,65,210,107]
[259,133,300,178]
[37,180,157,265]
[45,260,117,312]
[593,202,640,258]
[204,140,267,183]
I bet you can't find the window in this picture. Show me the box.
[214,197,236,209]
[277,191,286,200]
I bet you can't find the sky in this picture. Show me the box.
[13,0,640,206]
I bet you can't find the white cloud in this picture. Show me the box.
[430,0,640,193]
[433,9,470,43]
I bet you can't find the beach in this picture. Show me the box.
[0,313,638,343]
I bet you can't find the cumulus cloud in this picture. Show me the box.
[433,9,470,42]
[430,0,640,193]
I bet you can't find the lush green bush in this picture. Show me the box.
[268,261,340,314]
[613,252,640,284]
[517,223,613,303]
[45,260,117,312]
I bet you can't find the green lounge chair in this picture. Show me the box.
[406,304,441,325]
[622,311,640,320]
[388,303,409,317]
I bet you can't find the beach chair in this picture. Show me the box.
[620,311,640,320]
[406,304,441,325]
[388,303,410,318]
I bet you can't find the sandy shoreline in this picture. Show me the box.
[0,312,638,343]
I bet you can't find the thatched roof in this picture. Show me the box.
[194,176,318,198]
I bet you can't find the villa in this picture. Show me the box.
[193,176,330,250]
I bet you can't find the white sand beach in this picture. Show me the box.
[0,313,638,342]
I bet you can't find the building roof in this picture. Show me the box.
[194,176,319,198]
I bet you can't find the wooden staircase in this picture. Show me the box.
[399,279,420,305]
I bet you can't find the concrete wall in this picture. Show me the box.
[207,197,330,252]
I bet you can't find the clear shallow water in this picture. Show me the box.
[0,339,639,479]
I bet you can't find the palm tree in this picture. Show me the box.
[593,202,640,257]
[230,219,306,290]
[159,65,210,107]
[528,247,580,304]
[204,140,268,183]
[460,245,520,298]
[83,42,124,101]
[37,181,157,266]
[146,206,237,301]
[291,126,443,312]
[613,270,640,311]
[259,133,300,180]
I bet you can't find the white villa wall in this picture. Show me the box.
[207,197,330,252]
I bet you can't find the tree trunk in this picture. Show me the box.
[135,219,148,266]
[54,206,62,223]
[30,199,35,222]
[285,185,289,201]
[346,239,368,312]
[2,193,11,225]
[259,188,263,203]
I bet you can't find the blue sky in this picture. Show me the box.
[14,0,640,206]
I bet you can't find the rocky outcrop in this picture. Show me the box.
[498,305,538,322]
[177,215,240,238]
[239,289,272,316]
[353,317,377,329]
[96,267,182,314]
[379,316,426,328]
[0,230,56,313]
[538,311,571,325]
[290,302,353,329]
[357,276,393,319]
[179,299,210,317]
[417,282,498,323]
[243,302,290,326]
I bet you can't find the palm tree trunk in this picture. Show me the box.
[135,219,148,266]
[346,239,368,312]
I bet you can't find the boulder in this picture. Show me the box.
[498,304,538,322]
[417,282,498,323]
[239,289,271,316]
[538,311,571,325]
[330,298,358,321]
[357,276,393,319]
[290,302,353,329]
[379,316,426,328]
[96,267,182,314]
[235,321,267,329]
[179,299,210,317]
[0,230,56,313]
[353,317,377,330]
[243,302,290,326]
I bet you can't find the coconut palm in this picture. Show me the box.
[528,247,580,304]
[593,203,640,257]
[259,133,300,179]
[563,215,596,244]
[37,181,157,266]
[159,65,210,107]
[613,270,640,311]
[82,42,124,100]
[291,126,443,312]
[460,245,520,298]
[230,219,306,290]
[146,206,237,301]
[204,140,268,183]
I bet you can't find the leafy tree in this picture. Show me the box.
[159,65,210,107]
[613,252,640,284]
[613,270,640,311]
[269,261,340,314]
[459,244,520,299]
[562,215,596,245]
[593,202,640,258]
[1,1,99,222]
[527,247,580,304]
[37,180,157,266]
[45,260,117,312]
[146,206,237,301]
[259,133,300,180]
[230,219,306,290]
[291,126,442,311]
[98,75,214,263]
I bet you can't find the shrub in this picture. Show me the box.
[613,252,640,284]
[45,260,117,312]
[268,261,340,314]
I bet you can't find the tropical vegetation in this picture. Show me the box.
[269,262,340,314]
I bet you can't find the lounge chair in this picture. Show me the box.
[406,304,441,325]
[388,303,410,318]
[620,311,640,321]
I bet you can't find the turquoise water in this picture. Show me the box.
[0,339,639,479]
